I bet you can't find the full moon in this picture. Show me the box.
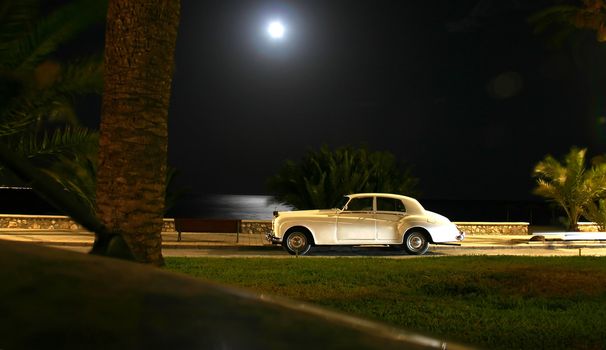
[267,21,285,39]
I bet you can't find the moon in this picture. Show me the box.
[267,20,285,39]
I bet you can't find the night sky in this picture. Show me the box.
[90,1,606,200]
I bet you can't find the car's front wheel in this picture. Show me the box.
[283,230,312,255]
[403,230,429,255]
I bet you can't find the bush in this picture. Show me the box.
[267,146,418,209]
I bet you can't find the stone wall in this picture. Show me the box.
[454,222,528,235]
[240,220,530,235]
[578,222,601,232]
[0,214,175,232]
[163,219,175,232]
[241,220,272,235]
[0,214,84,230]
[7,214,606,236]
[0,215,564,236]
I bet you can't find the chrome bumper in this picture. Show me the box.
[265,231,282,244]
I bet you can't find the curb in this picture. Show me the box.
[433,244,606,250]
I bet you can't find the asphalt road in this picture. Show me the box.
[3,230,606,257]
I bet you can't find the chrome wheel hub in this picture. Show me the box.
[408,235,423,250]
[288,234,306,250]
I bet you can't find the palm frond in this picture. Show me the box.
[0,111,35,137]
[0,142,104,235]
[532,146,606,230]
[8,127,98,161]
[40,162,95,215]
[0,0,107,73]
[0,0,39,45]
[584,199,606,231]
[529,5,579,34]
[55,56,103,96]
[0,125,99,223]
[268,146,418,209]
[530,1,606,43]
[0,54,103,131]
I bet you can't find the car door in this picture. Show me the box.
[375,197,406,241]
[336,196,376,240]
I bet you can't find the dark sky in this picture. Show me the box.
[95,1,606,200]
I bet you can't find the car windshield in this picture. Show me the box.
[334,196,349,210]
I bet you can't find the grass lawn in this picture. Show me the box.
[166,256,606,350]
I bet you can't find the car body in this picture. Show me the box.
[266,193,465,255]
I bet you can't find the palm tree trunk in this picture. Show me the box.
[94,0,180,265]
[568,205,580,232]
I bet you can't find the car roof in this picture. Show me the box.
[345,193,425,215]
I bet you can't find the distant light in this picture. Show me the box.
[267,21,285,39]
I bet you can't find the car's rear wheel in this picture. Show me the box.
[283,230,312,255]
[403,230,429,255]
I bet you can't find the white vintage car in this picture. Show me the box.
[266,193,465,255]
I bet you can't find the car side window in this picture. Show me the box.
[345,197,374,211]
[376,197,406,213]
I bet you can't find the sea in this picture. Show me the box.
[168,194,294,220]
[170,195,559,223]
[0,188,293,220]
[1,187,558,224]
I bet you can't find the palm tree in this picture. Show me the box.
[530,0,606,42]
[584,198,606,231]
[0,0,106,136]
[0,0,106,217]
[93,0,181,265]
[0,127,99,209]
[0,142,104,235]
[530,2,606,230]
[268,146,419,210]
[0,1,182,264]
[532,147,606,230]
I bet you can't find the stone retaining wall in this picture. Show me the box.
[0,214,175,232]
[0,215,539,235]
[241,221,530,235]
[578,222,601,232]
[5,214,606,236]
[163,219,175,232]
[454,222,528,235]
[240,220,272,235]
[0,214,85,231]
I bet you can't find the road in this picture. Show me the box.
[2,230,606,257]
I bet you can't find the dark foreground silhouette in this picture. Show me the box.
[0,240,471,349]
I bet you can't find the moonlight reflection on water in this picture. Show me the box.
[170,194,294,220]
